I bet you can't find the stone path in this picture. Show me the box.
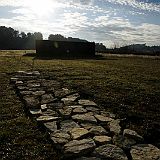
[10,71,160,160]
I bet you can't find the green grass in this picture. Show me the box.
[0,50,160,159]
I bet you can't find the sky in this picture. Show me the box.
[0,0,160,48]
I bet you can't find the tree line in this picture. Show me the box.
[0,26,106,52]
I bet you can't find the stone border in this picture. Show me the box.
[10,71,160,160]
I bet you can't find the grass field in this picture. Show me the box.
[0,50,160,158]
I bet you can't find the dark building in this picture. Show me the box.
[36,40,95,58]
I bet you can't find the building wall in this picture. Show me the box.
[36,40,95,58]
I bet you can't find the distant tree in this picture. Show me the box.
[34,32,43,40]
[95,43,107,52]
[48,34,67,41]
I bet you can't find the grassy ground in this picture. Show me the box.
[0,51,160,159]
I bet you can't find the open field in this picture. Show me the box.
[0,50,160,158]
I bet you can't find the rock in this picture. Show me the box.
[32,91,45,96]
[20,91,33,96]
[72,114,97,124]
[37,115,59,122]
[85,107,100,114]
[93,136,112,145]
[54,88,73,98]
[58,108,72,119]
[60,120,80,132]
[27,83,40,88]
[51,130,71,148]
[17,86,28,90]
[73,107,87,114]
[68,105,83,109]
[69,128,89,140]
[94,114,113,123]
[131,144,160,160]
[15,81,23,85]
[93,144,128,160]
[89,126,108,136]
[29,109,42,115]
[42,109,58,116]
[76,157,101,160]
[32,71,40,76]
[61,94,79,105]
[48,102,64,110]
[10,77,18,83]
[123,129,144,142]
[109,119,121,135]
[23,96,39,108]
[41,80,61,89]
[78,100,97,107]
[80,123,97,130]
[100,111,116,118]
[43,121,57,132]
[41,94,55,104]
[64,139,96,157]
[41,104,47,111]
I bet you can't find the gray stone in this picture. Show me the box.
[123,129,144,142]
[72,114,97,124]
[20,90,33,96]
[54,88,73,98]
[48,102,64,110]
[10,77,18,83]
[41,94,55,104]
[15,81,23,85]
[61,94,78,105]
[42,109,58,116]
[109,119,121,135]
[100,111,116,118]
[93,144,128,160]
[32,71,40,76]
[23,96,39,108]
[37,115,59,122]
[78,100,97,106]
[27,83,40,88]
[69,128,89,140]
[60,120,80,132]
[94,114,113,123]
[76,157,101,160]
[32,91,45,96]
[41,80,61,89]
[41,104,47,111]
[89,126,108,136]
[29,109,42,115]
[131,144,160,160]
[64,139,96,157]
[73,107,87,114]
[58,108,72,119]
[68,105,83,109]
[93,136,112,145]
[85,106,100,114]
[51,130,71,147]
[43,121,57,132]
[80,123,97,130]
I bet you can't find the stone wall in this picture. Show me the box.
[10,71,160,160]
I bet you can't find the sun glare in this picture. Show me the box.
[26,0,55,17]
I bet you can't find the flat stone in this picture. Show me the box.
[60,120,80,132]
[73,107,87,114]
[37,115,59,122]
[23,96,39,108]
[85,107,100,113]
[89,126,108,136]
[10,77,18,83]
[42,109,58,116]
[32,71,40,76]
[69,128,89,139]
[76,157,101,160]
[123,129,144,142]
[100,111,116,118]
[61,97,77,105]
[32,91,45,96]
[29,109,42,115]
[41,104,47,111]
[17,86,28,90]
[131,144,160,160]
[20,90,33,96]
[109,119,121,135]
[64,139,96,157]
[27,83,40,88]
[54,88,73,98]
[93,136,112,145]
[58,108,72,119]
[68,105,84,109]
[15,81,23,85]
[41,80,61,89]
[51,130,71,147]
[93,144,128,160]
[80,123,97,130]
[94,114,113,123]
[78,100,97,106]
[43,121,57,132]
[41,94,55,104]
[48,102,64,110]
[72,114,97,124]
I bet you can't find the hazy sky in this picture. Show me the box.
[0,0,160,47]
